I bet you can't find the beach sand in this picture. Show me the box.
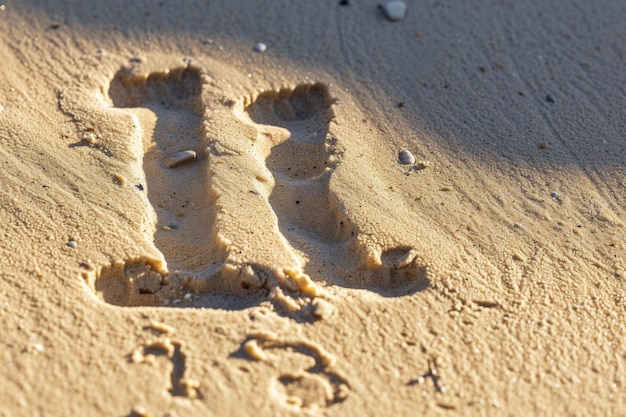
[1,0,625,415]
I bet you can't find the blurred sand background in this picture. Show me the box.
[1,0,625,415]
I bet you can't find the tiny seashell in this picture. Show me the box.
[382,1,407,22]
[163,150,197,168]
[398,149,416,165]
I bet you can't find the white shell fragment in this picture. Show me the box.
[382,1,407,22]
[398,149,416,165]
[66,240,77,249]
[163,150,197,168]
[253,42,267,53]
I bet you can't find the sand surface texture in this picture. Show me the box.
[1,0,625,416]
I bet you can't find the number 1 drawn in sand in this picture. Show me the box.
[108,68,218,274]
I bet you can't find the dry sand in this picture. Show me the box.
[1,0,625,415]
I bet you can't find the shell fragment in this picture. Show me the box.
[163,150,197,168]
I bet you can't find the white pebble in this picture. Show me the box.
[398,149,416,165]
[33,343,44,352]
[253,42,267,53]
[67,240,77,249]
[163,150,196,168]
[183,293,192,301]
[551,191,559,198]
[382,1,407,22]
[0,104,4,113]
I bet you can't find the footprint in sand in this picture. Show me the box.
[240,85,428,292]
[89,66,226,306]
[80,61,428,307]
[107,67,217,274]
[242,85,344,264]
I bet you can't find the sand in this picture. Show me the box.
[1,0,625,415]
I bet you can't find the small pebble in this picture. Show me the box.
[163,150,196,168]
[551,191,559,198]
[67,240,77,249]
[253,42,267,53]
[33,343,44,352]
[398,149,416,165]
[183,293,192,301]
[0,104,4,113]
[382,1,407,22]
